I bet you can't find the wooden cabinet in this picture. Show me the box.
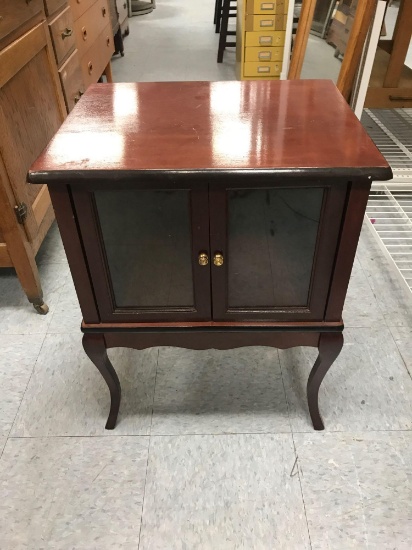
[72,181,347,324]
[0,21,66,312]
[0,0,44,50]
[29,80,392,429]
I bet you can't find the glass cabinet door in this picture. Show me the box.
[73,184,211,322]
[210,182,347,321]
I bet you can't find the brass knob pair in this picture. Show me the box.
[198,252,224,267]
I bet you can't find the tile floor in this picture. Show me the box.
[1,1,412,548]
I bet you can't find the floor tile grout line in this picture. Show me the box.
[277,348,294,434]
[2,331,48,452]
[387,326,412,382]
[355,244,412,377]
[279,345,313,549]
[137,432,152,550]
[4,428,411,442]
[148,348,160,436]
[357,232,412,334]
[291,432,313,550]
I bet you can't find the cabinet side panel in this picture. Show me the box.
[325,180,371,321]
[48,184,100,323]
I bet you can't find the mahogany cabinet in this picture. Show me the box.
[29,80,392,430]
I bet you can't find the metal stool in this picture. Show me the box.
[217,0,237,63]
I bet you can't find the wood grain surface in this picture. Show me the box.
[29,80,391,181]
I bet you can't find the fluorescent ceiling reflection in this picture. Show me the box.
[210,82,252,164]
[48,132,125,166]
[113,86,139,117]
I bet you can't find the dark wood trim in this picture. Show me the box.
[28,166,393,185]
[48,184,100,323]
[325,179,371,321]
[71,183,212,323]
[103,329,321,351]
[82,324,344,334]
[209,180,347,322]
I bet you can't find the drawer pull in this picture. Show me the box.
[261,3,275,9]
[259,36,272,45]
[74,90,84,104]
[198,252,209,266]
[106,37,110,46]
[102,7,107,16]
[258,51,271,60]
[82,26,87,40]
[213,252,224,267]
[123,2,127,7]
[88,61,93,74]
[257,66,271,73]
[260,20,274,27]
[61,27,73,39]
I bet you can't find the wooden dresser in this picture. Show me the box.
[45,0,85,112]
[236,0,289,80]
[69,0,114,88]
[29,80,391,430]
[0,0,113,313]
[0,1,67,314]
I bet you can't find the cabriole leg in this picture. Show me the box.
[307,332,344,430]
[82,333,121,429]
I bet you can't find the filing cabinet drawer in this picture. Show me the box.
[49,6,76,65]
[75,0,109,57]
[246,0,287,15]
[44,0,67,17]
[70,0,96,21]
[80,23,113,88]
[0,0,43,49]
[244,61,282,77]
[59,49,84,112]
[244,46,283,62]
[245,30,285,47]
[245,14,284,32]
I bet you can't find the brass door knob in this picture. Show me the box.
[213,252,224,267]
[198,252,209,266]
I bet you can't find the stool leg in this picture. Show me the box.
[217,0,230,63]
[215,0,223,33]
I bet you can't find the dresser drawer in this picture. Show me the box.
[59,49,84,111]
[75,0,110,57]
[80,23,114,88]
[246,0,287,15]
[44,0,67,17]
[49,6,76,65]
[244,46,283,62]
[70,0,96,21]
[0,0,43,49]
[116,0,128,25]
[244,61,282,77]
[245,30,285,47]
[245,14,284,32]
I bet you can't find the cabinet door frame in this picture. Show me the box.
[209,177,348,322]
[72,181,212,323]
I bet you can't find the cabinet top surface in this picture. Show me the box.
[29,80,391,182]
